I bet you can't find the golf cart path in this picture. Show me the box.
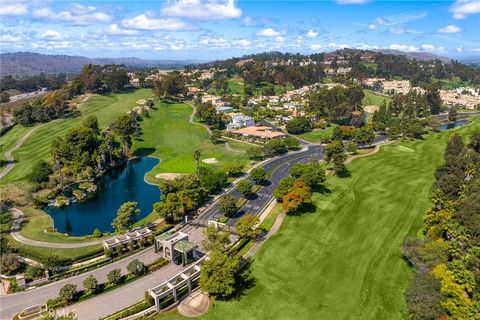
[0,124,45,180]
[10,208,104,248]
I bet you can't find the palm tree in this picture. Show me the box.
[193,149,201,177]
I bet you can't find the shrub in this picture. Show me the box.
[107,268,122,285]
[82,275,98,293]
[145,291,155,306]
[25,265,44,280]
[0,253,21,275]
[127,259,145,276]
[58,284,78,303]
[250,167,267,184]
[27,160,52,183]
[92,228,102,238]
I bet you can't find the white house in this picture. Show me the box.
[227,114,254,130]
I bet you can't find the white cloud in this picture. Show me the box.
[450,0,480,19]
[0,3,28,16]
[105,24,138,36]
[389,43,418,52]
[336,0,369,4]
[275,36,285,42]
[421,44,445,52]
[306,29,318,38]
[256,28,281,37]
[242,16,256,26]
[368,24,377,30]
[162,0,241,20]
[234,39,250,47]
[33,4,112,25]
[0,33,28,42]
[438,24,462,33]
[198,37,228,47]
[327,42,350,49]
[122,14,189,31]
[310,44,322,50]
[472,48,480,52]
[457,46,464,53]
[40,30,67,41]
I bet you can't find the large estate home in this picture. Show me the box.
[227,114,255,130]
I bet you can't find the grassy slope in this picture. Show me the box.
[227,78,244,94]
[0,125,30,165]
[203,117,480,320]
[362,89,391,106]
[132,101,251,183]
[1,89,154,183]
[297,125,338,143]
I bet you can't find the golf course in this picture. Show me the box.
[132,100,251,183]
[202,117,480,320]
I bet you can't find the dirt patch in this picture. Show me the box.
[154,173,186,180]
[202,158,218,164]
[364,105,379,113]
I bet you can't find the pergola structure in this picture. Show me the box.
[154,231,198,266]
[149,256,206,312]
[103,226,152,250]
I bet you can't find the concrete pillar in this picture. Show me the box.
[154,296,161,312]
[172,288,178,302]
[187,278,192,295]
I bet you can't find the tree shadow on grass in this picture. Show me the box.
[312,184,332,194]
[134,147,156,157]
[220,259,256,302]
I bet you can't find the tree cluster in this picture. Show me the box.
[403,132,480,319]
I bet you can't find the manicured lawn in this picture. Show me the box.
[1,89,154,184]
[362,89,391,106]
[132,100,251,183]
[227,78,244,94]
[6,234,102,262]
[202,117,480,320]
[0,125,30,165]
[296,125,338,143]
[19,207,109,243]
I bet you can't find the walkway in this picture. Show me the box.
[0,124,45,179]
[9,208,103,248]
[0,247,164,320]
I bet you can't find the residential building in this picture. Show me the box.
[227,114,254,130]
[230,126,287,140]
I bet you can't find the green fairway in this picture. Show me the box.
[1,89,154,183]
[362,89,391,106]
[227,78,244,94]
[203,117,480,320]
[296,125,338,143]
[132,100,251,182]
[0,125,30,165]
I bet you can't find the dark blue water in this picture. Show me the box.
[45,157,160,236]
[439,119,469,130]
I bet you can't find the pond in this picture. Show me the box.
[439,119,469,130]
[45,157,160,236]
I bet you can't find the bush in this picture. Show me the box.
[0,253,22,275]
[127,259,145,276]
[250,167,267,184]
[82,275,98,293]
[92,228,102,238]
[145,291,155,306]
[27,160,52,183]
[58,284,78,303]
[286,117,312,134]
[25,265,44,280]
[107,268,123,285]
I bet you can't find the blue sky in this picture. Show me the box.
[0,0,479,60]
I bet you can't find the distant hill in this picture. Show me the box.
[373,49,451,63]
[0,52,197,77]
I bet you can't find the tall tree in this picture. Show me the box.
[111,201,140,232]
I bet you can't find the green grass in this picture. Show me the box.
[296,125,338,143]
[132,100,251,183]
[260,203,282,232]
[227,78,244,94]
[6,234,102,262]
[362,89,391,107]
[202,117,480,320]
[149,310,189,320]
[0,125,30,165]
[1,89,154,184]
[18,207,108,243]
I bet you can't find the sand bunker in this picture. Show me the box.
[155,173,186,180]
[202,158,218,164]
[178,291,210,317]
[396,146,415,153]
[136,99,147,105]
[364,105,379,113]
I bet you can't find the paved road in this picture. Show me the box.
[0,247,161,319]
[196,144,325,226]
[435,111,479,121]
